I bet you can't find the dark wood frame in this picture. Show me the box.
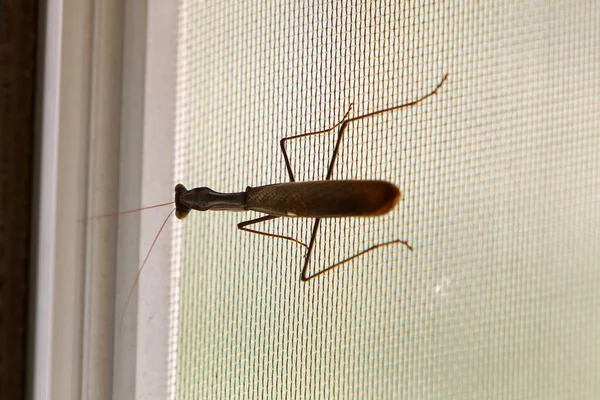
[0,0,39,398]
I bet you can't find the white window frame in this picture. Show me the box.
[29,1,177,399]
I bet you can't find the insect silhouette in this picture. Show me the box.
[108,74,449,322]
[174,74,449,281]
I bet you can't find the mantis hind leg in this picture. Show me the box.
[299,219,413,281]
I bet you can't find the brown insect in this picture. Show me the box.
[173,73,448,281]
[107,74,448,322]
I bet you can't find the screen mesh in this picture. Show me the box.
[170,2,600,398]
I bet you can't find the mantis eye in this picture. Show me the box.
[174,183,191,218]
[175,209,190,220]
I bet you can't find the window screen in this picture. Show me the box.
[170,2,600,398]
